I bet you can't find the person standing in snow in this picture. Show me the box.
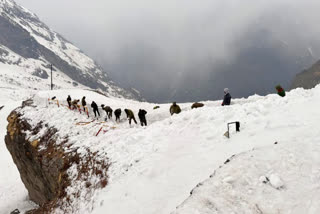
[91,101,100,117]
[101,104,113,120]
[138,109,147,126]
[114,108,122,122]
[222,88,231,106]
[124,109,137,125]
[81,96,87,111]
[170,102,181,115]
[67,95,72,108]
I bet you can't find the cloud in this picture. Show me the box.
[15,0,320,102]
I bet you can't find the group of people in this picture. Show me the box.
[65,89,232,125]
[62,86,290,130]
[66,95,148,126]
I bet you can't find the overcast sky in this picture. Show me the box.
[15,0,320,61]
[15,0,320,102]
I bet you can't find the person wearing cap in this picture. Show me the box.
[222,88,231,106]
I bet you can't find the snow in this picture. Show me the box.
[2,0,99,73]
[0,91,38,213]
[1,84,319,213]
[269,174,285,189]
[0,62,87,90]
[174,141,320,213]
[0,0,140,101]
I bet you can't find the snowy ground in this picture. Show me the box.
[0,90,38,213]
[174,142,320,214]
[1,85,320,213]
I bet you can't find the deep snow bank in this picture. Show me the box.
[3,85,320,214]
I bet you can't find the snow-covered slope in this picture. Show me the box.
[174,143,320,214]
[1,85,320,213]
[0,0,142,100]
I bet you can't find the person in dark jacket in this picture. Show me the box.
[101,105,113,120]
[114,108,122,122]
[170,102,181,115]
[138,109,147,126]
[67,95,72,108]
[124,109,137,125]
[91,101,100,117]
[222,88,231,106]
[81,96,86,111]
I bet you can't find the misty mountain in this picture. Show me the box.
[291,59,320,90]
[0,0,142,100]
[96,4,320,103]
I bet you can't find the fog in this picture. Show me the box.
[16,0,320,102]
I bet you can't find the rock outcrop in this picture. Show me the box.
[291,60,320,90]
[5,100,109,213]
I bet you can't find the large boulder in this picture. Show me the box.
[5,100,109,213]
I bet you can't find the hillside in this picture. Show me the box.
[0,0,141,100]
[1,85,320,213]
[291,59,320,90]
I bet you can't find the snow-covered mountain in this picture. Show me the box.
[0,0,142,100]
[1,84,320,213]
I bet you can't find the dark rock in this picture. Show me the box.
[32,68,49,79]
[10,209,20,214]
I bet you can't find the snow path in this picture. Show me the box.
[0,97,37,213]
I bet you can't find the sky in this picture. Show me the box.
[14,0,320,102]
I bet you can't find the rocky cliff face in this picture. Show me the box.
[291,59,320,90]
[5,99,109,213]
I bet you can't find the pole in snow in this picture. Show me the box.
[51,64,53,90]
[224,121,240,138]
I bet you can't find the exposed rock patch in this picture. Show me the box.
[5,100,109,213]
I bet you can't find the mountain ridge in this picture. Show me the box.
[291,59,320,90]
[0,0,143,100]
